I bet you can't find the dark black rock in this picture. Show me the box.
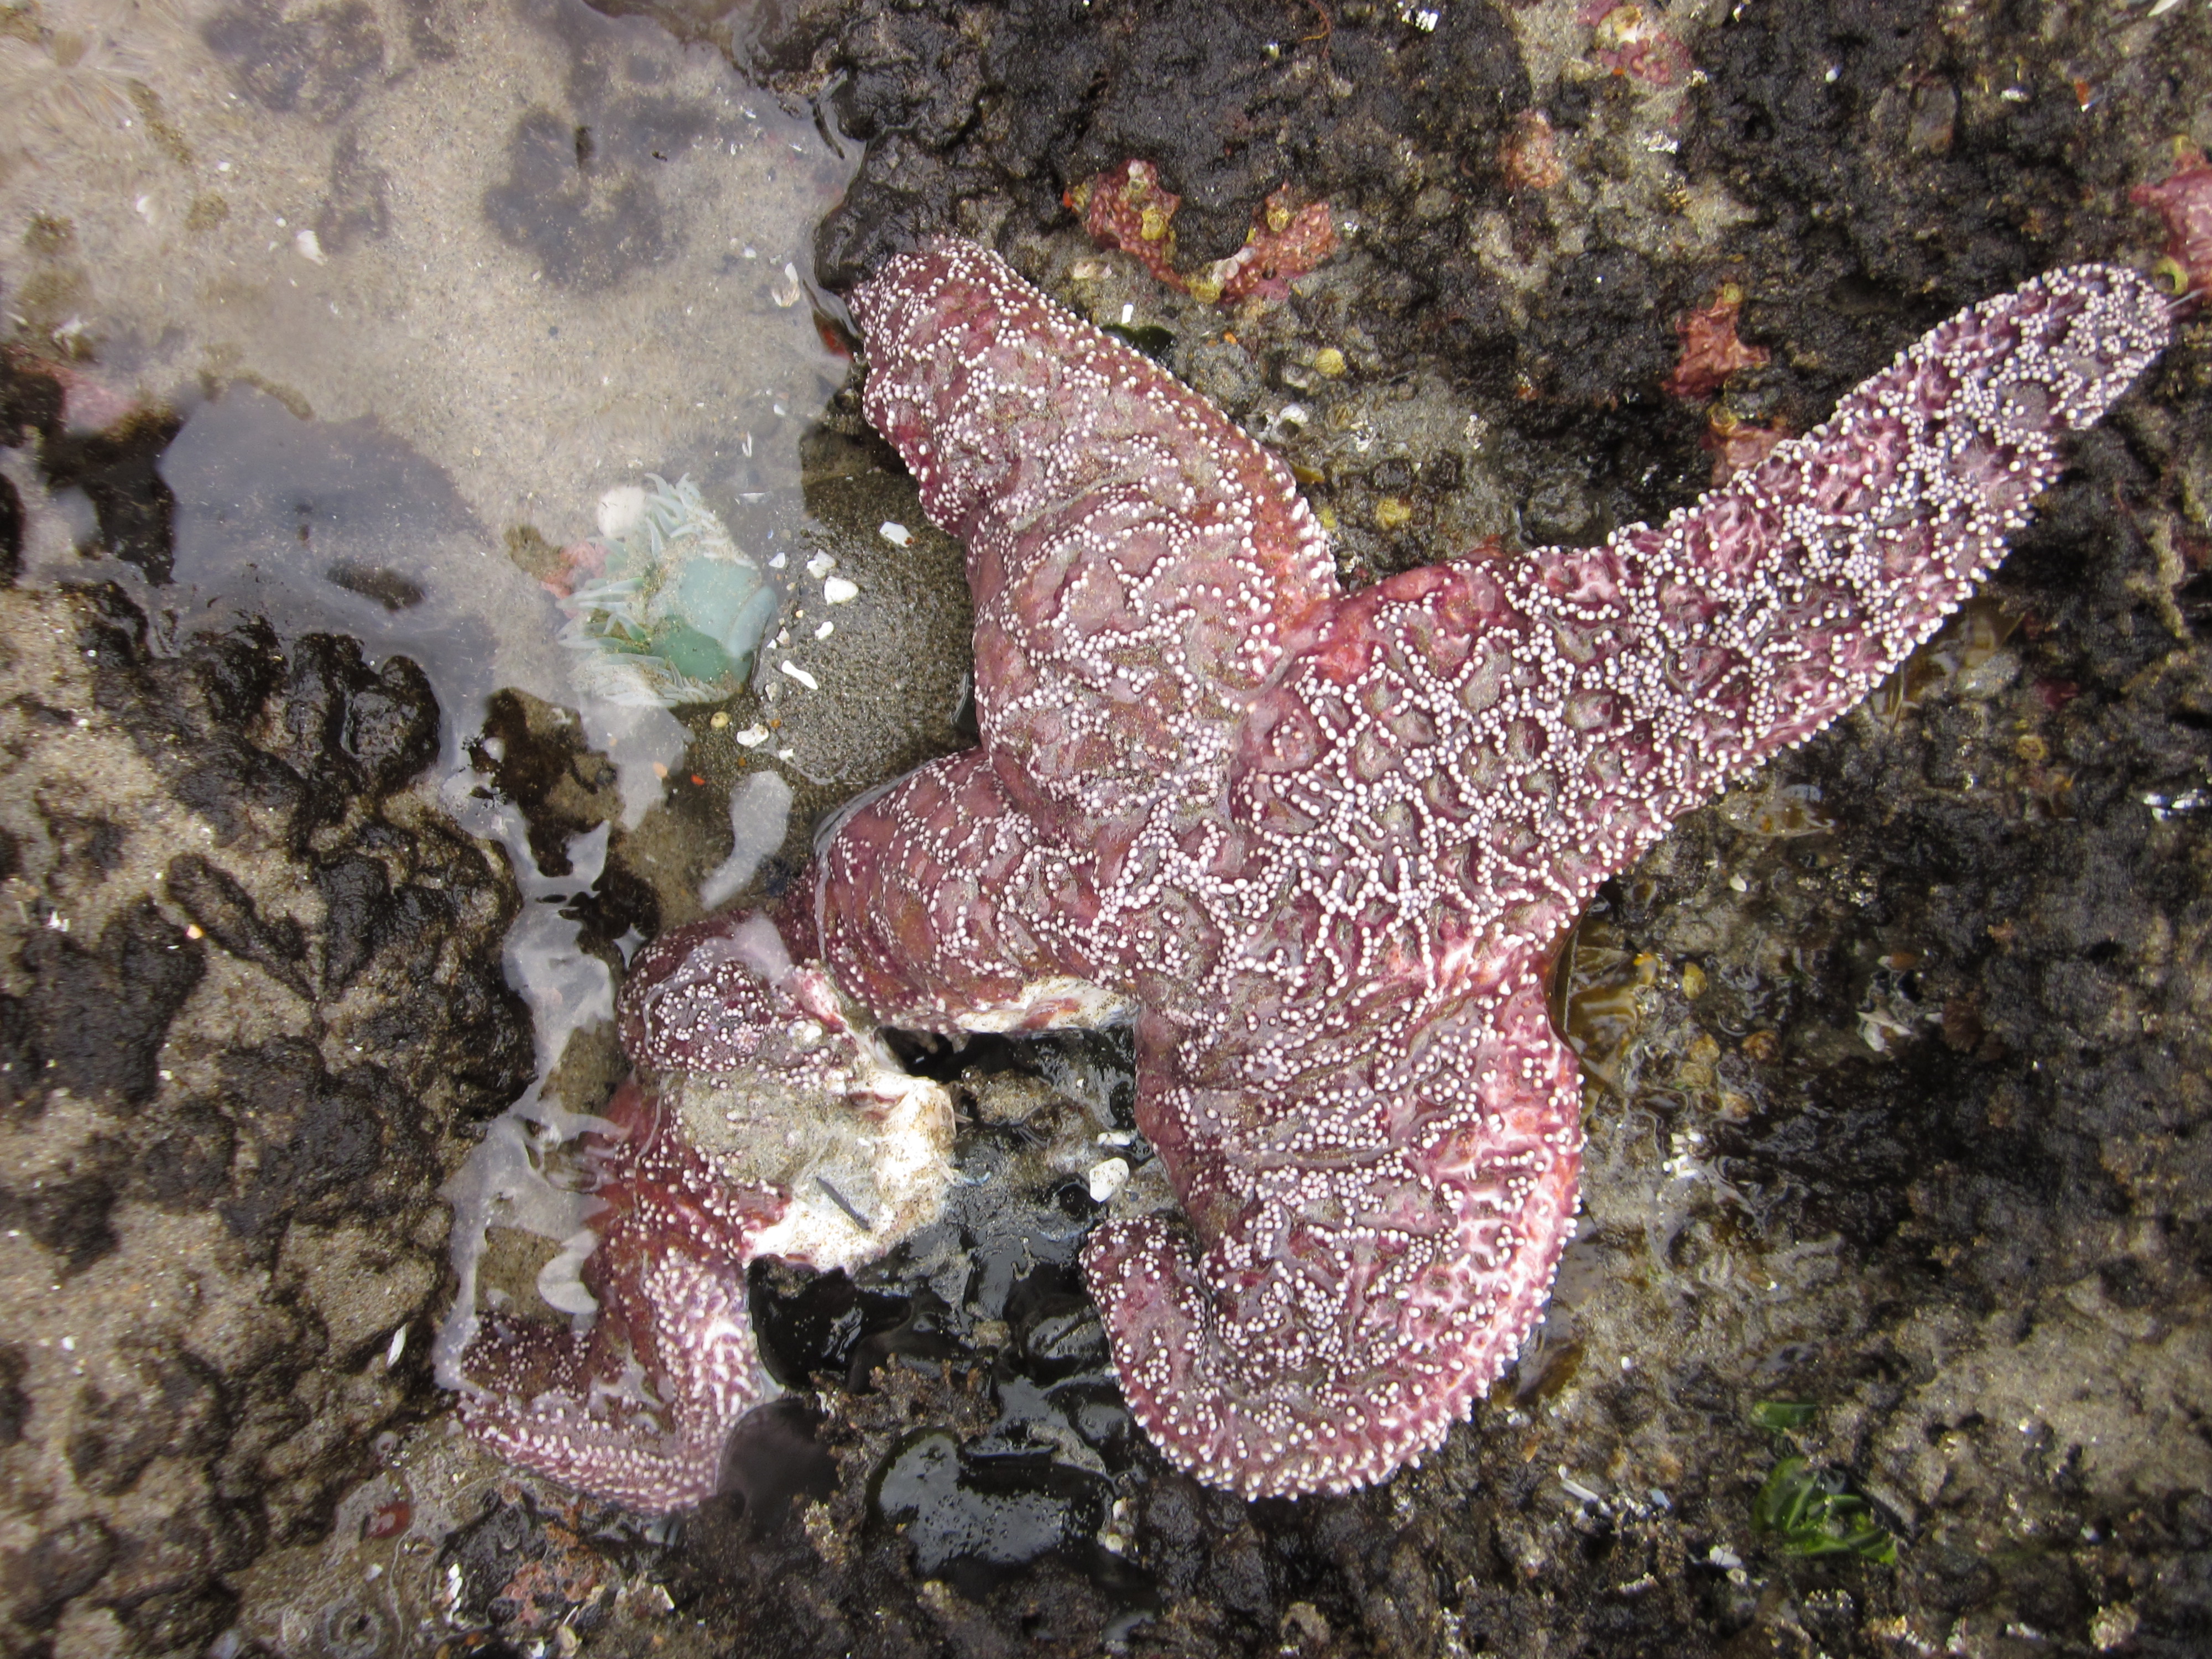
[19,901,205,1112]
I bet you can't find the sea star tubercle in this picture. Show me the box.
[454,241,2169,1506]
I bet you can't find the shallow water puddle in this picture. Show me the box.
[0,5,912,1637]
[0,0,880,1055]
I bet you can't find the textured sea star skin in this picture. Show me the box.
[452,915,954,1510]
[827,244,2169,1496]
[456,1078,785,1512]
[464,242,2168,1507]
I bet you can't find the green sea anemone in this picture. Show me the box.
[557,473,780,708]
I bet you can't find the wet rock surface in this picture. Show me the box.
[0,0,2207,1655]
[0,581,530,1657]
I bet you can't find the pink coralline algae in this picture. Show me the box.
[1,346,141,432]
[1194,187,1340,305]
[2132,139,2212,304]
[1068,161,1338,303]
[1663,284,1771,401]
[1584,2,1693,88]
[458,241,2169,1506]
[1499,111,1567,194]
[1700,408,1796,487]
[1067,159,1185,290]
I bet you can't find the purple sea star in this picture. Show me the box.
[454,239,2169,1507]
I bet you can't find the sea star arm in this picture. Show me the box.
[1504,264,2173,904]
[1084,988,1583,1499]
[453,909,959,1514]
[849,238,1342,828]
[455,1080,785,1513]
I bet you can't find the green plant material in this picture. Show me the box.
[1751,1456,1899,1565]
[1750,1400,1820,1432]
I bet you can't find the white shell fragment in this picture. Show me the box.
[1089,1158,1132,1203]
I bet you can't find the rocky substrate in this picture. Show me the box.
[0,580,530,1657]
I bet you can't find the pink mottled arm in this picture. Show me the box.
[456,1082,782,1512]
[1085,989,1582,1499]
[1509,264,2171,899]
[849,239,1339,821]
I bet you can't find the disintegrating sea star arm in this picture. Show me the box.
[455,1082,784,1514]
